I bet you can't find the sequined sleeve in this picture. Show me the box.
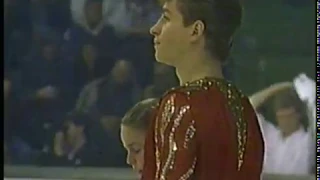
[154,93,197,180]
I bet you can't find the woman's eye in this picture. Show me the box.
[133,149,141,154]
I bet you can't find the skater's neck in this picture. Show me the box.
[175,54,224,85]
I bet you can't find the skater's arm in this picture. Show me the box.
[249,82,292,109]
[293,74,316,134]
[154,93,197,180]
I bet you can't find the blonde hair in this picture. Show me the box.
[121,98,158,130]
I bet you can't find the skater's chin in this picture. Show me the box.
[137,170,142,178]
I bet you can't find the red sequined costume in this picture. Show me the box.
[142,78,264,180]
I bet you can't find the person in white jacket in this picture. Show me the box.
[249,73,315,175]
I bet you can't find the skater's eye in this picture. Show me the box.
[132,148,141,154]
[161,14,170,21]
[163,15,170,21]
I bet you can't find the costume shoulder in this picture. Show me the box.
[163,77,245,103]
[144,78,264,180]
[159,78,249,171]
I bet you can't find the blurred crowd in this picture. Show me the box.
[3,0,315,177]
[4,0,179,167]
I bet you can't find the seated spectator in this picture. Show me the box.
[74,60,141,136]
[38,112,124,167]
[117,0,161,86]
[143,62,178,98]
[14,39,74,151]
[30,0,71,35]
[73,42,115,96]
[71,0,159,35]
[71,0,159,86]
[63,0,120,62]
[250,82,314,175]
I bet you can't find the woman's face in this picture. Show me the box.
[120,125,146,178]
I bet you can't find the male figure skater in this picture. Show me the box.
[142,0,264,179]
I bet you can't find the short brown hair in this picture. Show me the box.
[166,0,242,62]
[121,98,159,130]
[273,88,309,128]
[273,88,302,111]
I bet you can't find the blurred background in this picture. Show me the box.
[3,0,315,179]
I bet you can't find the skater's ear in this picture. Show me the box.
[189,20,205,42]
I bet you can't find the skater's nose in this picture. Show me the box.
[126,153,136,166]
[150,19,162,37]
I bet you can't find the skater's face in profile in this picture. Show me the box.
[121,125,146,177]
[150,0,201,66]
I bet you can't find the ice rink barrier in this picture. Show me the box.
[4,166,314,180]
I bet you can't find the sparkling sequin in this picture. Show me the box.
[156,77,248,179]
[168,77,247,170]
[178,157,197,180]
[155,94,176,179]
[160,95,176,147]
[160,105,190,180]
[183,120,196,149]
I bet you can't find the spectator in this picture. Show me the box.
[27,25,62,59]
[70,0,159,35]
[73,42,115,96]
[14,39,74,151]
[74,60,141,135]
[64,0,120,61]
[30,0,71,34]
[117,0,160,86]
[70,0,158,86]
[143,62,178,98]
[38,112,124,167]
[250,82,314,175]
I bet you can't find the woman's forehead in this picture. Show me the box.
[121,126,145,140]
[121,127,145,148]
